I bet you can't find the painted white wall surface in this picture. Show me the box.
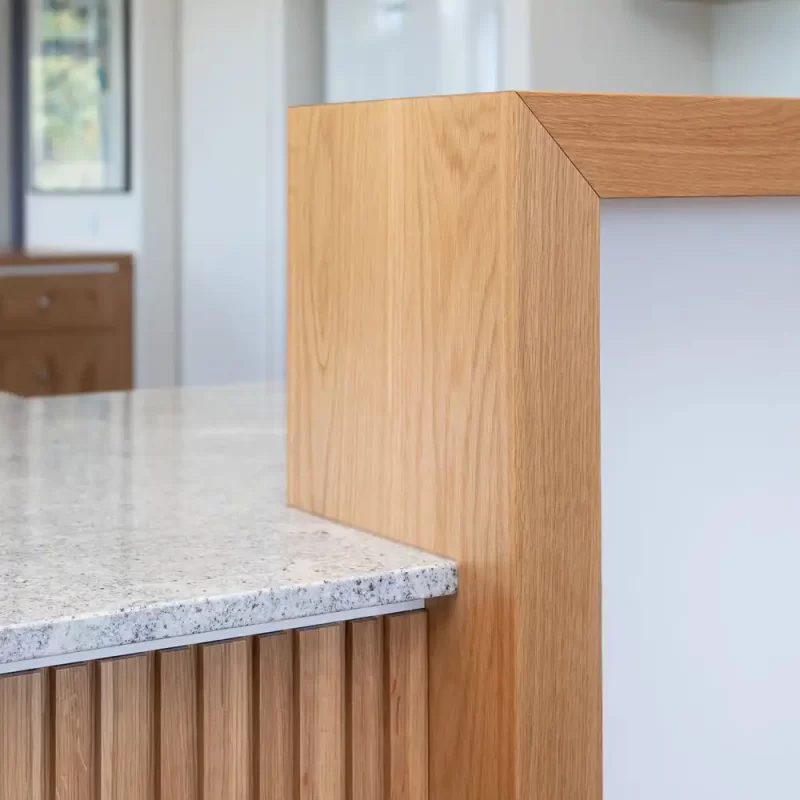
[180,0,274,385]
[0,0,14,248]
[25,194,139,252]
[499,0,533,89]
[24,1,180,389]
[325,0,500,102]
[134,0,180,388]
[529,0,713,93]
[601,197,800,800]
[712,0,800,96]
[287,0,325,107]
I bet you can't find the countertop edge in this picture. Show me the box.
[0,562,457,667]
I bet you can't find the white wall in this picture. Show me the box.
[24,1,180,388]
[135,0,180,389]
[712,0,800,96]
[325,0,500,102]
[529,0,713,93]
[180,0,277,385]
[286,0,325,107]
[601,197,800,800]
[0,0,13,248]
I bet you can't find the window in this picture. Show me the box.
[27,0,130,193]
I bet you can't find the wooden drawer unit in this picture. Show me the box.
[0,332,128,397]
[0,254,133,397]
[0,272,118,332]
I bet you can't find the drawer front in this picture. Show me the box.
[0,272,119,332]
[0,334,128,397]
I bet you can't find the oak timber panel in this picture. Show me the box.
[0,613,428,800]
[287,92,603,800]
[202,639,253,800]
[258,632,294,799]
[99,654,155,800]
[514,95,602,800]
[0,670,48,800]
[54,664,95,800]
[289,92,517,800]
[297,624,346,800]
[160,647,198,800]
[386,612,428,800]
[519,92,800,198]
[348,618,385,800]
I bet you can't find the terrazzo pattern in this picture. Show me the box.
[0,385,457,667]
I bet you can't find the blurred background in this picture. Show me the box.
[0,0,797,395]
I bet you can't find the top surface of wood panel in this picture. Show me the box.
[519,91,800,198]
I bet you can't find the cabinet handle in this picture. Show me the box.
[36,294,52,310]
[35,365,51,383]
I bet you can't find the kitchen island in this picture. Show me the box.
[0,385,456,799]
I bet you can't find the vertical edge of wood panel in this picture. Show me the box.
[258,631,294,800]
[201,638,252,800]
[386,612,428,800]
[513,96,603,800]
[297,623,346,800]
[159,647,198,800]
[53,663,95,800]
[347,618,385,800]
[98,653,155,800]
[0,668,49,800]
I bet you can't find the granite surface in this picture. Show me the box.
[0,385,457,667]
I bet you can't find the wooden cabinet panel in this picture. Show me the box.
[287,93,601,800]
[99,654,155,800]
[0,273,117,333]
[54,664,95,800]
[0,255,133,397]
[258,632,294,799]
[298,625,346,800]
[349,618,385,800]
[0,671,48,800]
[202,639,253,800]
[387,612,428,800]
[0,613,429,800]
[160,648,198,800]
[0,333,126,397]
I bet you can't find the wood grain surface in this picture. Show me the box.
[288,91,603,799]
[202,639,253,800]
[258,632,294,799]
[0,253,133,396]
[514,94,602,800]
[54,664,95,800]
[298,625,346,800]
[386,612,428,800]
[159,647,198,800]
[289,92,517,800]
[348,618,385,800]
[99,654,154,800]
[0,614,427,799]
[0,670,48,800]
[519,91,800,197]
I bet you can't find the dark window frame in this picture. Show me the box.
[10,0,27,248]
[9,0,132,233]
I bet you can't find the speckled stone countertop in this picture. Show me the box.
[0,385,456,669]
